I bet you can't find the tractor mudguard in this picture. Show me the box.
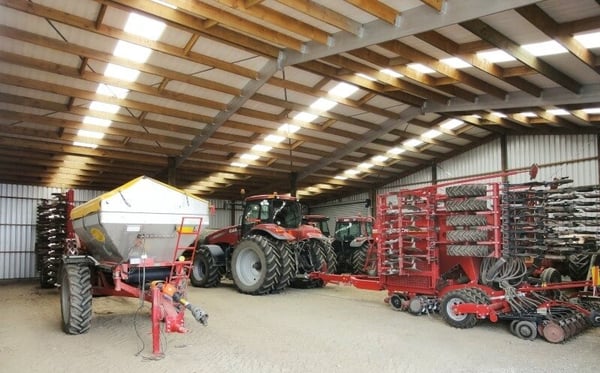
[250,224,296,241]
[350,236,370,248]
[200,244,226,265]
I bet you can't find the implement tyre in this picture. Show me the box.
[190,246,221,288]
[60,264,92,334]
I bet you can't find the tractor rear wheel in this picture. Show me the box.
[272,240,294,293]
[350,242,369,274]
[190,246,221,288]
[314,239,337,274]
[60,264,92,334]
[232,235,280,295]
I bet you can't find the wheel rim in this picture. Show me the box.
[390,294,403,311]
[515,320,537,340]
[235,247,262,286]
[445,297,467,321]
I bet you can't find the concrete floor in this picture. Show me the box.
[1,279,598,373]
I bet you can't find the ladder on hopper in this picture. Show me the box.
[169,216,203,284]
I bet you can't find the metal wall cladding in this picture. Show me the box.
[507,134,598,186]
[437,139,502,183]
[378,168,433,194]
[0,184,59,279]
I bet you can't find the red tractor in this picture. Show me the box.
[190,194,337,294]
[302,214,331,237]
[332,216,377,274]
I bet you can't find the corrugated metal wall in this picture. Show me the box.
[379,167,433,194]
[437,139,502,182]
[0,184,105,280]
[507,134,598,185]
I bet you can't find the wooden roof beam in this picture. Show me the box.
[213,0,332,45]
[344,0,400,26]
[379,40,508,99]
[275,0,363,36]
[416,31,542,97]
[460,19,582,94]
[515,5,600,74]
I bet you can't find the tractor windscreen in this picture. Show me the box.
[272,199,301,228]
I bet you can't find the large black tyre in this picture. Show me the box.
[568,253,591,281]
[272,240,294,293]
[440,288,488,329]
[446,215,488,227]
[445,184,487,197]
[190,246,221,288]
[60,264,93,334]
[445,199,488,211]
[350,242,370,274]
[314,239,337,274]
[232,235,280,295]
[447,230,489,242]
[447,245,490,257]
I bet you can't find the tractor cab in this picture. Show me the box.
[241,194,303,237]
[302,214,331,237]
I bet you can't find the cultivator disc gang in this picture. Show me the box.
[35,192,70,288]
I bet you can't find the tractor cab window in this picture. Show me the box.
[335,222,362,241]
[272,199,301,228]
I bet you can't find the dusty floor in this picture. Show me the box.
[1,279,598,373]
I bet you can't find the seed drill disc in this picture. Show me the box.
[542,322,565,343]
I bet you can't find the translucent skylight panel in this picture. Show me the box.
[77,129,104,139]
[407,63,435,74]
[440,118,464,130]
[240,153,260,161]
[380,68,403,78]
[124,13,166,40]
[387,147,405,155]
[73,141,98,149]
[403,138,423,147]
[230,162,247,168]
[265,134,286,143]
[89,101,120,113]
[83,116,111,127]
[104,63,140,82]
[252,144,272,152]
[311,98,337,111]
[547,109,569,116]
[422,129,441,138]
[279,123,300,133]
[294,112,318,122]
[522,40,567,56]
[372,155,388,163]
[96,84,129,99]
[356,73,376,81]
[574,32,600,48]
[440,57,471,69]
[113,40,152,63]
[329,82,358,98]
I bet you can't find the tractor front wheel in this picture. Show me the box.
[232,235,280,295]
[60,264,92,334]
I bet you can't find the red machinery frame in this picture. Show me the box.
[69,216,207,356]
[311,167,600,342]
